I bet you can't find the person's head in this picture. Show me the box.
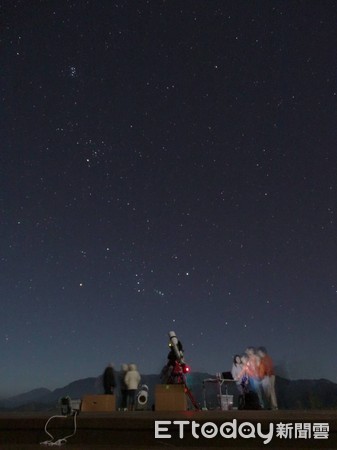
[121,363,128,371]
[240,354,249,364]
[233,354,241,365]
[245,346,256,356]
[129,363,137,371]
[257,346,267,357]
[104,363,114,371]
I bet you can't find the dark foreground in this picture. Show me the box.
[0,410,336,450]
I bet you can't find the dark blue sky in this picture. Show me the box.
[2,0,337,396]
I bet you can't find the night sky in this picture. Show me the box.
[2,1,337,397]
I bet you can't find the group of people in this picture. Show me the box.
[231,346,278,410]
[102,363,141,411]
[101,346,277,411]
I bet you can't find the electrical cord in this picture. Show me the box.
[40,411,78,446]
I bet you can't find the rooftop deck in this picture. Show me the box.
[0,410,336,449]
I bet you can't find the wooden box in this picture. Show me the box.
[81,394,116,412]
[155,384,187,411]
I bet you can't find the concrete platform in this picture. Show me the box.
[0,410,336,449]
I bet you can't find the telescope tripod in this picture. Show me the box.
[167,361,200,410]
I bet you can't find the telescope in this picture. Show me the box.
[168,331,190,374]
[164,331,199,410]
[137,384,149,409]
[168,331,183,362]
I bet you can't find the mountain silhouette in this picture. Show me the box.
[0,388,51,409]
[1,373,337,411]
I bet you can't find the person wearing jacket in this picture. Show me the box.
[102,363,116,395]
[257,346,278,410]
[119,363,129,411]
[124,364,141,411]
[231,354,245,395]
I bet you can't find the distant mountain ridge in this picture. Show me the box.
[0,377,100,410]
[1,373,336,411]
[0,388,52,409]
